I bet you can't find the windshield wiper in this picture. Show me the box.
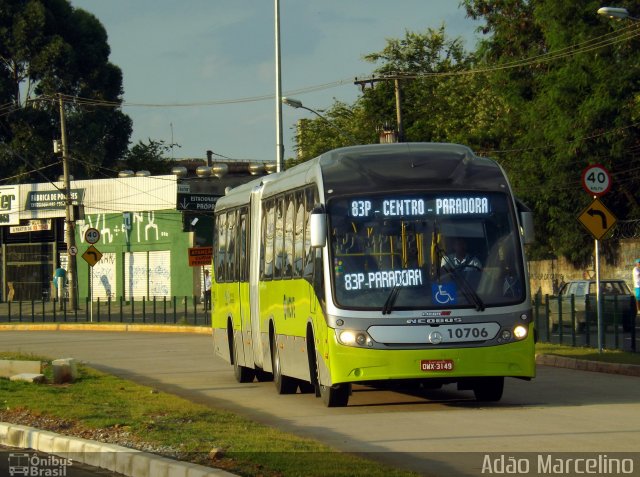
[382,283,401,315]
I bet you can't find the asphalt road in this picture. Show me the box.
[1,330,639,476]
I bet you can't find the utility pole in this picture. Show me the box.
[274,0,284,172]
[59,94,78,311]
[354,75,405,142]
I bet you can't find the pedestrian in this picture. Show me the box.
[203,269,212,311]
[634,258,640,312]
[52,266,67,309]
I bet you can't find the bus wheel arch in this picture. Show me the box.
[306,322,351,407]
[269,320,297,394]
[305,322,321,397]
[228,317,254,383]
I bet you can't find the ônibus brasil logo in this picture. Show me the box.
[8,452,72,476]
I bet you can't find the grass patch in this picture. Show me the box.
[0,352,416,477]
[536,343,640,365]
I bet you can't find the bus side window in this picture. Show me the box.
[226,210,237,282]
[293,190,305,278]
[303,187,317,279]
[274,196,285,279]
[283,192,294,279]
[239,209,248,282]
[216,212,227,282]
[263,200,275,280]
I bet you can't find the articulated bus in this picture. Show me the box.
[211,143,536,407]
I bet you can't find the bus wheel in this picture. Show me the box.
[473,377,504,402]
[298,381,315,394]
[254,367,273,382]
[272,342,297,394]
[319,382,351,407]
[232,337,255,383]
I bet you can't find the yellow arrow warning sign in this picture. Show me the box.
[577,198,617,240]
[82,244,103,267]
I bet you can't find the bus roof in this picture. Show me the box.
[216,143,508,211]
[317,143,506,194]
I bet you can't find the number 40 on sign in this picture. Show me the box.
[581,164,611,197]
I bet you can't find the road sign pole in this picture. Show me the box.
[89,263,93,323]
[595,237,603,353]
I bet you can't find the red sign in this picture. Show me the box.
[188,247,213,267]
[581,164,611,197]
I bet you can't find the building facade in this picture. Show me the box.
[0,175,212,302]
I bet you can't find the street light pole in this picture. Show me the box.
[282,97,357,144]
[274,0,284,172]
[594,5,637,352]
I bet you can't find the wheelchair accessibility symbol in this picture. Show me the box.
[432,283,456,305]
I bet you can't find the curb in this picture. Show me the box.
[0,422,237,477]
[535,354,640,377]
[0,323,211,334]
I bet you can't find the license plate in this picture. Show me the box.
[421,359,454,371]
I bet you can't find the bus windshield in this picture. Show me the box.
[328,191,525,311]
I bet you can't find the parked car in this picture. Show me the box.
[548,279,637,332]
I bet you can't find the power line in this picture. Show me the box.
[28,24,638,112]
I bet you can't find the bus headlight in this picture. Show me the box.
[513,325,528,340]
[337,330,372,347]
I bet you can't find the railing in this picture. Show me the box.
[0,296,211,326]
[533,294,638,352]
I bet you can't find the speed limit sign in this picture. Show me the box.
[581,164,611,197]
[84,227,100,244]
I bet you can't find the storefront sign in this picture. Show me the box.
[0,186,19,225]
[9,219,52,234]
[25,189,85,210]
[188,246,213,266]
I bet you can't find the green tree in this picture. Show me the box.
[0,0,132,182]
[286,101,377,166]
[288,27,495,162]
[464,0,640,265]
[122,139,177,175]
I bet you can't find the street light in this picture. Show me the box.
[281,97,357,144]
[597,6,639,20]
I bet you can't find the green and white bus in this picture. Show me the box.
[211,143,536,407]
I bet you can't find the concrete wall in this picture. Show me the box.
[529,239,640,296]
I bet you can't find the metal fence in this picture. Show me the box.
[0,296,211,326]
[1,295,637,353]
[533,294,638,352]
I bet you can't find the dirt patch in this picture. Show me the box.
[0,407,236,471]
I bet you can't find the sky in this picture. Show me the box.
[71,1,481,164]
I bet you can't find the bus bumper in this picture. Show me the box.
[326,328,536,385]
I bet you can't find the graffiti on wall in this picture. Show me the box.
[78,212,169,245]
[90,253,116,300]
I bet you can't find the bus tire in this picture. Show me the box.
[319,382,351,407]
[298,380,315,394]
[308,336,351,406]
[232,335,255,384]
[473,377,504,402]
[254,367,273,382]
[272,340,297,394]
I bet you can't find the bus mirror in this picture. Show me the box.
[520,211,535,244]
[310,211,327,248]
